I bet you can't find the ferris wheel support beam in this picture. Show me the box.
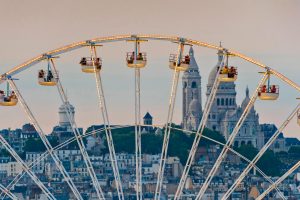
[0,184,17,200]
[49,59,106,200]
[174,53,225,200]
[7,79,84,200]
[0,127,56,199]
[154,40,185,200]
[256,161,300,200]
[170,126,284,198]
[129,39,143,200]
[89,46,123,200]
[222,103,300,200]
[196,73,269,200]
[1,126,128,198]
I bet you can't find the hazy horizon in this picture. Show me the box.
[0,0,299,139]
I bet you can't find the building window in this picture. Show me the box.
[212,114,216,119]
[234,141,239,147]
[191,82,197,88]
[183,82,187,88]
[225,98,228,106]
[229,99,232,105]
[221,98,224,106]
[212,125,216,131]
[217,99,220,106]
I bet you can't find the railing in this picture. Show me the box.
[169,54,190,65]
[259,85,279,94]
[126,52,147,63]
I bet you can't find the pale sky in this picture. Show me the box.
[0,0,300,139]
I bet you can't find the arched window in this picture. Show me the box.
[225,98,228,106]
[221,98,224,106]
[247,141,252,146]
[212,125,216,131]
[241,141,245,146]
[234,141,239,147]
[217,98,220,106]
[229,99,232,105]
[191,82,197,88]
[183,82,187,88]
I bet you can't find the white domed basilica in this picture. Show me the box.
[182,47,264,148]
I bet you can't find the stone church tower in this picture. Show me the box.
[205,49,261,147]
[182,47,202,130]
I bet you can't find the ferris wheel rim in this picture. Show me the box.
[0,34,298,199]
[0,34,299,93]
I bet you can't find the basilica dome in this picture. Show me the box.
[188,98,201,114]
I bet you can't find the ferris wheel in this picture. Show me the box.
[0,34,299,200]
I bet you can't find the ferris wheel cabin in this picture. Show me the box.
[258,85,279,100]
[79,57,102,73]
[126,52,147,68]
[0,91,18,106]
[38,70,58,86]
[218,66,238,82]
[169,54,190,71]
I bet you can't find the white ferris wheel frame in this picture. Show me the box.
[0,34,299,200]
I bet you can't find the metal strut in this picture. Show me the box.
[1,126,128,199]
[0,126,56,200]
[196,73,269,200]
[49,58,106,200]
[256,161,300,200]
[89,46,124,200]
[221,103,300,200]
[170,126,284,197]
[154,41,185,200]
[8,79,83,200]
[131,40,143,200]
[174,51,225,200]
[0,183,17,200]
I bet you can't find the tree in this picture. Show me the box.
[236,144,283,176]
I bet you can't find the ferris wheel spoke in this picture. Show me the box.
[2,125,129,197]
[170,126,284,196]
[221,103,300,200]
[154,41,186,200]
[256,161,300,200]
[0,183,17,200]
[50,59,106,200]
[89,45,124,200]
[196,73,269,200]
[7,79,83,200]
[0,126,56,199]
[124,38,144,200]
[174,51,225,200]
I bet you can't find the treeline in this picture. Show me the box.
[18,125,296,177]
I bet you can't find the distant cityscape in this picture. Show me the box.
[0,49,299,199]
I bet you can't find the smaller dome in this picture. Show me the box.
[189,98,201,113]
[207,66,218,86]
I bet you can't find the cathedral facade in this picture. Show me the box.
[182,47,264,148]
